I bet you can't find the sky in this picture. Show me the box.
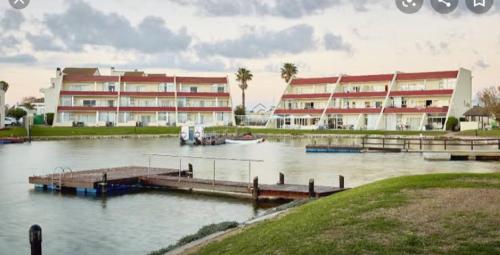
[0,0,499,108]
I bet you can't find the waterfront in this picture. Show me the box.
[1,138,499,255]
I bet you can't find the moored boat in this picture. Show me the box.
[225,134,264,144]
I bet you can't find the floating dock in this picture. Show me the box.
[29,166,346,200]
[423,151,500,161]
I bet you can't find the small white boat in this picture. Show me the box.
[225,136,264,144]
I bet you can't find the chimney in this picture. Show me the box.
[56,67,62,76]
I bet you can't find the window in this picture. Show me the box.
[160,83,175,92]
[190,87,198,93]
[365,101,371,108]
[401,98,407,108]
[83,100,96,106]
[61,96,72,106]
[375,101,382,108]
[305,102,314,109]
[217,86,225,93]
[107,100,114,107]
[426,100,433,107]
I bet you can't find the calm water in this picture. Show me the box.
[0,138,499,255]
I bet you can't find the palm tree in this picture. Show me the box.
[281,63,298,83]
[235,68,253,112]
[0,81,8,92]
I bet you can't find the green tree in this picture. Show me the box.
[7,107,27,120]
[280,63,298,83]
[0,81,8,92]
[235,68,253,112]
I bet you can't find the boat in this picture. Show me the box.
[226,134,264,144]
[179,125,226,146]
[0,137,26,144]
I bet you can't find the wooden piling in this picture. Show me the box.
[252,177,259,200]
[279,172,285,185]
[309,179,315,198]
[339,175,344,189]
[188,163,193,178]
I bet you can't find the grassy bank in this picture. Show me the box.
[195,173,500,255]
[206,126,446,136]
[0,126,180,137]
[458,129,500,138]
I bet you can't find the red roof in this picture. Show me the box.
[177,107,232,112]
[340,74,394,83]
[281,93,331,99]
[274,109,324,115]
[389,89,453,97]
[396,71,458,81]
[60,91,118,96]
[121,76,174,83]
[326,108,382,114]
[290,77,339,85]
[384,106,449,113]
[333,92,388,98]
[176,92,230,98]
[64,75,119,83]
[176,77,227,84]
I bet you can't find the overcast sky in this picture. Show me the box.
[0,0,499,107]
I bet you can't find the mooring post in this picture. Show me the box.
[29,224,42,255]
[252,177,259,200]
[339,175,344,189]
[444,139,447,150]
[278,172,284,185]
[361,137,365,149]
[101,172,107,194]
[309,179,315,198]
[471,140,474,151]
[382,138,385,148]
[188,163,193,178]
[498,139,500,150]
[420,138,423,151]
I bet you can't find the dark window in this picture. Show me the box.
[190,87,198,93]
[426,100,433,107]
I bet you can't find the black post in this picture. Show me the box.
[278,172,284,185]
[420,138,423,151]
[471,140,474,151]
[252,177,259,200]
[498,139,500,150]
[308,179,315,198]
[382,138,385,148]
[339,175,344,189]
[361,137,365,149]
[444,139,447,150]
[188,163,193,178]
[29,225,42,255]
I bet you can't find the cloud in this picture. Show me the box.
[43,0,191,53]
[475,59,490,69]
[196,24,316,58]
[172,0,373,18]
[0,54,36,64]
[26,33,64,51]
[0,10,25,31]
[323,33,352,52]
[416,41,449,55]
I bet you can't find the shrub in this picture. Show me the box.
[46,113,54,125]
[446,116,459,131]
[147,221,239,255]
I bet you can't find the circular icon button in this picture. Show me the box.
[9,0,30,9]
[431,0,459,14]
[396,0,424,14]
[466,0,494,14]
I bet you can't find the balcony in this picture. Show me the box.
[274,108,324,115]
[120,91,175,97]
[384,106,448,114]
[60,90,119,96]
[119,106,176,112]
[389,89,453,97]
[281,93,331,99]
[177,107,232,112]
[332,91,387,98]
[326,108,382,114]
[177,92,230,98]
[58,106,117,111]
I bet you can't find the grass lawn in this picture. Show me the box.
[458,129,500,138]
[206,126,446,136]
[195,173,500,255]
[0,126,180,137]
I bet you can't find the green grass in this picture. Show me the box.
[195,173,500,255]
[206,126,446,136]
[458,129,500,138]
[0,126,180,137]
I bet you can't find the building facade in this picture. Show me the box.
[267,68,471,131]
[42,67,234,127]
[0,83,5,129]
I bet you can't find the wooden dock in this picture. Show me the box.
[423,150,500,161]
[29,166,346,200]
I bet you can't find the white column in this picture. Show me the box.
[156,111,159,126]
[71,96,74,106]
[94,82,97,91]
[96,111,99,126]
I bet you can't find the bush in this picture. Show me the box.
[446,116,459,131]
[46,113,54,125]
[234,105,245,125]
[147,221,239,255]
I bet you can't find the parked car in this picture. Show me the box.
[4,117,17,126]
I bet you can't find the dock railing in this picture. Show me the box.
[144,153,264,188]
[358,137,500,152]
